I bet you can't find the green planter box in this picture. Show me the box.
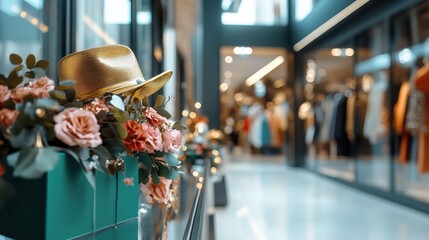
[0,153,139,240]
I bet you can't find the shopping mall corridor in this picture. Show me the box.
[213,152,429,240]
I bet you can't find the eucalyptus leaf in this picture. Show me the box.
[151,169,160,185]
[139,168,150,184]
[25,71,35,79]
[164,153,179,166]
[136,152,152,170]
[151,151,165,158]
[9,128,35,148]
[154,95,165,108]
[113,109,130,123]
[50,90,67,100]
[155,108,171,119]
[9,54,22,65]
[26,54,36,68]
[7,147,59,179]
[35,60,49,69]
[7,71,22,89]
[115,123,128,139]
[35,98,61,110]
[0,74,6,81]
[172,122,187,130]
[103,138,126,155]
[31,67,45,78]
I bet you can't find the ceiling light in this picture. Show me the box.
[224,71,232,78]
[233,46,252,55]
[345,48,354,56]
[331,48,342,56]
[182,109,189,117]
[195,102,202,109]
[219,82,229,92]
[245,56,285,86]
[293,0,370,51]
[225,56,233,63]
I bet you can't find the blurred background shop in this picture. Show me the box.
[2,0,429,239]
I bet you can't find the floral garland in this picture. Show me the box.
[0,54,185,206]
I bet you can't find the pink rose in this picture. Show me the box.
[29,76,55,98]
[141,122,163,153]
[124,120,146,152]
[145,107,166,127]
[54,108,102,148]
[163,129,182,153]
[140,176,171,205]
[83,98,110,114]
[0,85,11,103]
[0,109,19,127]
[11,87,32,103]
[152,177,172,204]
[123,177,134,186]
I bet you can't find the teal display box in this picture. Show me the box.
[0,153,139,239]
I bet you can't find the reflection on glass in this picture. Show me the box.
[0,0,44,73]
[355,22,390,191]
[221,0,287,26]
[393,1,429,204]
[76,0,131,50]
[302,45,355,181]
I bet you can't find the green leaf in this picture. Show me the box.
[172,122,187,130]
[154,95,165,108]
[157,162,179,180]
[164,153,179,166]
[9,54,22,65]
[142,96,149,107]
[7,71,22,89]
[115,123,128,139]
[25,71,35,79]
[136,152,153,170]
[151,151,165,158]
[31,67,45,78]
[139,168,150,184]
[9,128,35,148]
[101,127,114,138]
[113,109,130,123]
[35,60,49,69]
[156,108,171,119]
[50,90,67,100]
[26,54,36,68]
[151,169,160,185]
[0,74,6,81]
[103,138,126,155]
[7,147,59,179]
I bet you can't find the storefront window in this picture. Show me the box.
[0,0,59,77]
[221,0,287,26]
[393,1,429,204]
[75,0,131,50]
[355,21,391,191]
[301,42,355,182]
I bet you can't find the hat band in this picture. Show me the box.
[77,78,144,100]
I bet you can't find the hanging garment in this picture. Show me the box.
[394,82,411,164]
[364,74,388,145]
[319,97,334,142]
[261,113,272,147]
[333,94,350,157]
[414,64,429,173]
[346,94,356,141]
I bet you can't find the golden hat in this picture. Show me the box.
[58,44,172,100]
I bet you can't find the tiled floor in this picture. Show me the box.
[213,153,429,240]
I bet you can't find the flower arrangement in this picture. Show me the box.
[0,53,185,206]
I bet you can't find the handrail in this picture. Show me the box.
[182,161,210,240]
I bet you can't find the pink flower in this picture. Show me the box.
[141,123,163,153]
[11,87,32,103]
[145,107,166,127]
[152,177,172,204]
[124,120,146,152]
[54,108,102,148]
[123,177,134,186]
[0,109,19,127]
[83,98,110,114]
[140,176,171,205]
[0,85,11,103]
[29,76,55,98]
[140,182,154,205]
[163,129,182,153]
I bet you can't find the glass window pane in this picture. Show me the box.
[221,0,287,26]
[75,0,131,50]
[355,21,391,191]
[302,42,356,182]
[393,1,429,204]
